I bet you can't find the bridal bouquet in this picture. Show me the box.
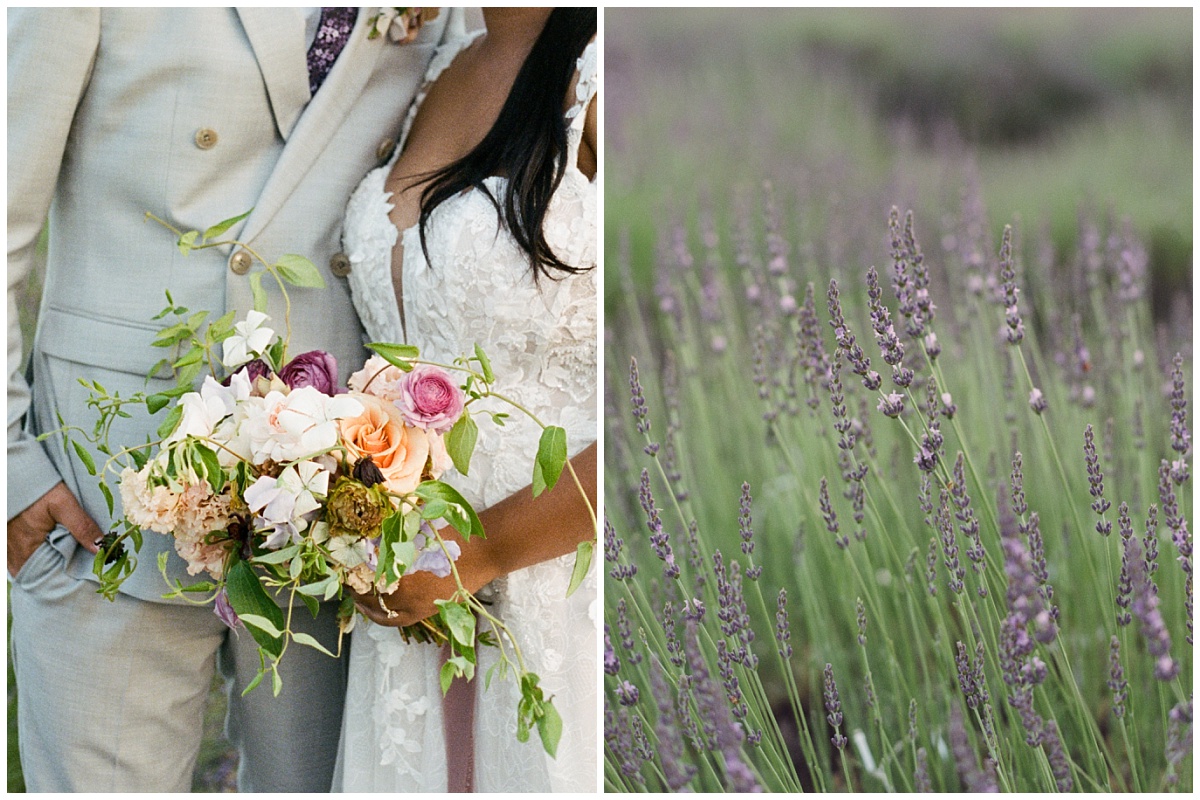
[45,211,592,756]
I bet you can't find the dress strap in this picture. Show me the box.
[565,39,597,130]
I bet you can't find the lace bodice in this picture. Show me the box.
[336,35,598,793]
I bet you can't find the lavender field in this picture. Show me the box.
[603,9,1192,792]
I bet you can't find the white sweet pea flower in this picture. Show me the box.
[243,461,330,548]
[244,387,363,464]
[167,375,241,444]
[222,310,275,368]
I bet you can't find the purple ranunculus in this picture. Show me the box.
[394,365,465,434]
[222,358,271,387]
[214,587,242,630]
[279,350,339,396]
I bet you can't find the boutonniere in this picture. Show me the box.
[367,7,440,44]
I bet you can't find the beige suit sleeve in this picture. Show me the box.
[7,8,101,519]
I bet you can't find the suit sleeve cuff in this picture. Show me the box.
[7,432,62,521]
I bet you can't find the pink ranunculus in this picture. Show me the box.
[279,350,339,396]
[394,365,464,434]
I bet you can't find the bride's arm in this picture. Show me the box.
[354,441,597,627]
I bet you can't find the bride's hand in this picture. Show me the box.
[350,527,493,628]
[350,442,597,629]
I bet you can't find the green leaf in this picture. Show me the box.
[420,498,450,520]
[300,593,320,620]
[251,545,301,565]
[177,229,199,256]
[367,342,419,372]
[440,660,458,695]
[532,426,568,498]
[249,271,268,314]
[536,699,562,758]
[172,344,204,369]
[194,443,225,495]
[206,310,237,343]
[275,254,325,288]
[474,343,494,383]
[272,667,283,697]
[296,575,337,597]
[186,310,209,333]
[291,631,337,658]
[151,322,191,348]
[202,208,252,241]
[72,440,96,476]
[445,412,478,475]
[414,481,483,540]
[566,540,593,597]
[238,613,283,639]
[435,599,476,648]
[224,560,286,658]
[265,339,286,374]
[242,668,265,697]
[146,393,171,414]
[99,481,115,517]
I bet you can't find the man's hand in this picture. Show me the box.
[7,482,102,576]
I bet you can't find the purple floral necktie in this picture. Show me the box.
[307,7,359,95]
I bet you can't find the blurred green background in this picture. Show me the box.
[606,7,1192,313]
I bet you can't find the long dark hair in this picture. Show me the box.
[415,8,597,281]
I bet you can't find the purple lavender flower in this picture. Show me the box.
[1165,699,1193,786]
[1107,636,1127,719]
[936,489,965,595]
[1159,459,1193,644]
[616,680,640,707]
[878,392,905,418]
[1116,503,1135,626]
[866,267,909,382]
[603,626,620,675]
[915,748,932,792]
[905,211,935,336]
[1169,353,1191,480]
[616,598,642,666]
[604,516,637,581]
[1084,424,1112,535]
[827,279,882,391]
[951,454,987,596]
[662,601,684,668]
[997,225,1024,345]
[948,702,996,792]
[775,588,793,659]
[649,658,698,790]
[823,663,848,750]
[856,597,867,646]
[926,536,939,597]
[1010,452,1028,516]
[1124,519,1179,680]
[1042,721,1073,791]
[738,482,762,579]
[819,477,848,549]
[629,358,651,436]
[640,470,679,579]
[1028,387,1048,415]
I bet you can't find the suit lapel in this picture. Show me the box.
[239,7,385,245]
[236,7,310,141]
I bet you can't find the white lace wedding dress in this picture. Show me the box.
[333,34,598,793]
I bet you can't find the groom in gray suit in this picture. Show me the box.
[8,8,464,792]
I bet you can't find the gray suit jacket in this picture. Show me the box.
[8,7,464,601]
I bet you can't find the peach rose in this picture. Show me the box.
[338,392,430,494]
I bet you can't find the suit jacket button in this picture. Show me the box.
[375,137,395,162]
[230,250,253,275]
[195,128,219,149]
[330,252,352,277]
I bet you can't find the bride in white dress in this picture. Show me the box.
[334,8,598,793]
